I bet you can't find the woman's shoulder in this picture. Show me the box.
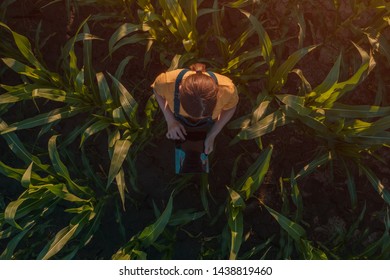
[213,72,235,87]
[152,69,190,86]
[160,69,187,83]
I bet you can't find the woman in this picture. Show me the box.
[151,63,238,155]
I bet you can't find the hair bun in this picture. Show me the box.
[189,63,206,73]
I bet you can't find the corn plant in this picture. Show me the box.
[224,145,273,260]
[0,134,105,259]
[112,193,206,259]
[317,205,390,259]
[0,20,159,208]
[0,19,161,258]
[108,0,207,67]
[262,175,390,259]
[259,171,328,260]
[228,9,390,206]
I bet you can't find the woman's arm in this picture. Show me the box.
[154,91,187,140]
[204,105,237,154]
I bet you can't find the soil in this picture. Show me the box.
[1,0,389,260]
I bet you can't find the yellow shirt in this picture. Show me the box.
[151,69,238,120]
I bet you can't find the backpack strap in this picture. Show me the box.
[206,71,218,85]
[174,69,189,116]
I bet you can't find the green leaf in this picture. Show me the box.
[311,54,342,97]
[96,72,111,105]
[0,22,44,69]
[48,135,93,197]
[0,221,34,260]
[320,43,374,107]
[269,45,318,92]
[32,88,80,103]
[251,94,272,124]
[115,167,127,211]
[227,188,244,260]
[0,85,31,104]
[80,119,110,147]
[115,56,133,81]
[359,164,390,205]
[58,118,95,149]
[20,162,33,188]
[290,169,303,222]
[1,57,36,74]
[46,184,87,202]
[239,145,273,200]
[139,194,173,246]
[0,119,49,169]
[263,204,306,242]
[277,94,312,116]
[0,161,47,185]
[0,107,88,135]
[38,212,89,260]
[82,23,98,98]
[223,49,264,73]
[240,9,273,67]
[295,151,332,179]
[341,159,357,209]
[4,190,56,228]
[236,110,289,140]
[106,139,132,189]
[322,103,390,118]
[108,73,138,122]
[212,0,228,60]
[160,0,193,44]
[4,199,27,230]
[108,23,142,55]
[169,209,206,226]
[228,187,245,210]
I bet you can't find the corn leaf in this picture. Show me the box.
[0,119,49,169]
[236,110,289,140]
[48,135,93,197]
[161,0,193,42]
[241,9,273,67]
[80,119,110,147]
[263,204,306,242]
[138,194,173,246]
[322,103,390,118]
[0,22,44,69]
[359,164,390,205]
[106,139,132,189]
[239,145,273,200]
[311,54,342,97]
[115,167,127,211]
[108,73,138,122]
[168,209,206,226]
[227,187,244,260]
[0,221,34,260]
[20,162,33,188]
[269,45,318,92]
[290,170,303,222]
[108,23,142,54]
[38,212,89,260]
[322,44,375,107]
[82,23,98,98]
[295,151,332,179]
[4,190,56,226]
[0,107,87,135]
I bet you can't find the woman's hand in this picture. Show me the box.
[166,120,187,140]
[204,134,216,155]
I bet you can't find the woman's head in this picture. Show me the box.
[179,63,218,119]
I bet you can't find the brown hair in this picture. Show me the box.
[179,63,218,119]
